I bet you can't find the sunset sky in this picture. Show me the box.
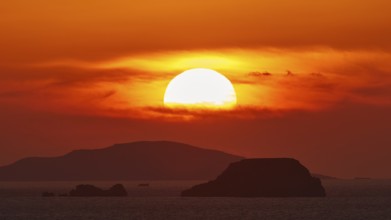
[1,0,391,178]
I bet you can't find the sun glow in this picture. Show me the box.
[164,68,237,109]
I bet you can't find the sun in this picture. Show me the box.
[164,68,237,109]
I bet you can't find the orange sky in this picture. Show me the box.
[1,0,391,178]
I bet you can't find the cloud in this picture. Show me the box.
[1,47,391,120]
[353,84,391,97]
[1,0,391,64]
[0,65,170,116]
[0,65,158,84]
[248,71,272,77]
[143,105,309,121]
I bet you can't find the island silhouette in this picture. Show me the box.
[182,158,326,197]
[0,141,329,197]
[0,141,242,181]
[42,184,128,197]
[69,184,128,197]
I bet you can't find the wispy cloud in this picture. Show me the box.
[1,48,391,119]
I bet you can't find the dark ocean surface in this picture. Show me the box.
[0,180,391,220]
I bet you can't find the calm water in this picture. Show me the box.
[0,180,391,220]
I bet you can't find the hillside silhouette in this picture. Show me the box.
[0,141,243,181]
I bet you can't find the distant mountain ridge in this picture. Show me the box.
[0,141,244,181]
[312,173,338,180]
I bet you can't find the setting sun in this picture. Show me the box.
[164,68,237,108]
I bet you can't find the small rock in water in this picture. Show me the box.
[69,184,128,197]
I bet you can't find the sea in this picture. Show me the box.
[0,179,391,220]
